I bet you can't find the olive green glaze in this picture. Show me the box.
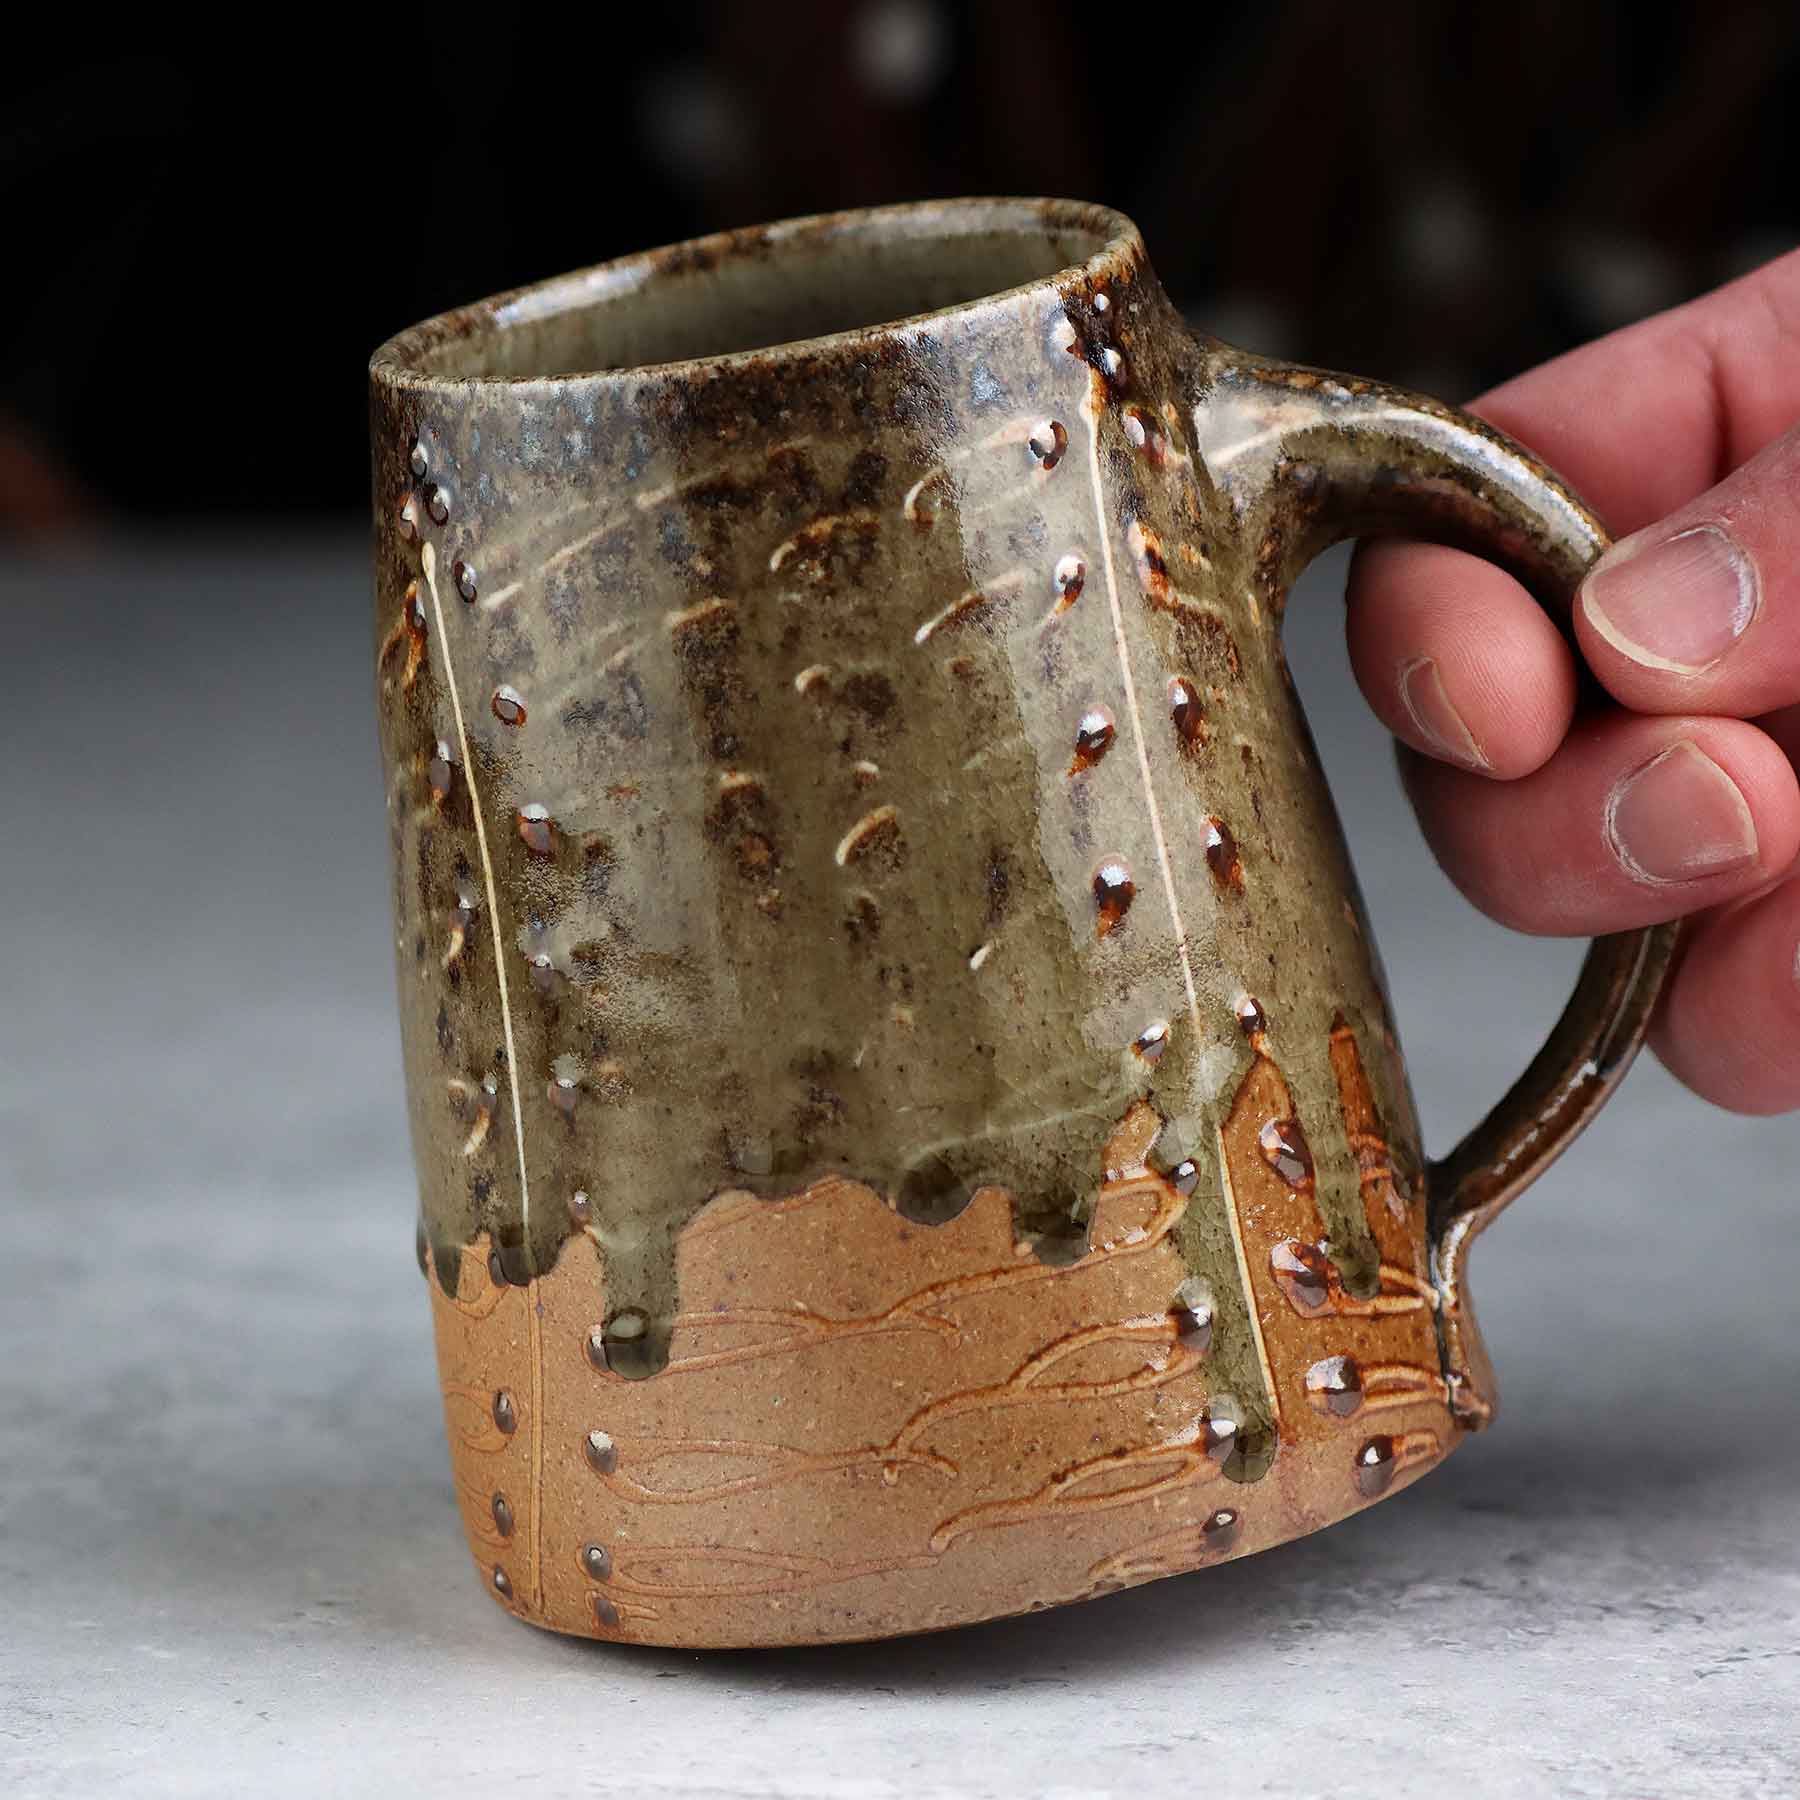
[369,200,1672,1449]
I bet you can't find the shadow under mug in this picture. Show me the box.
[367,199,1676,1648]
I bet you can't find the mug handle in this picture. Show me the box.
[1205,353,1683,1425]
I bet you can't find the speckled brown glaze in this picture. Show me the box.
[369,200,1675,1648]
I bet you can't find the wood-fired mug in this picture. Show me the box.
[368,199,1677,1648]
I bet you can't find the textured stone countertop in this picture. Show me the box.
[3,541,1794,1799]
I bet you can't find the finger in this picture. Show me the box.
[1573,423,1800,719]
[1470,249,1800,533]
[1399,714,1800,935]
[1346,540,1577,777]
[1651,874,1800,1114]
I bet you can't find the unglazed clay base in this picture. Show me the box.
[427,1030,1453,1647]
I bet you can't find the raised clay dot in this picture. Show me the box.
[580,1542,613,1581]
[453,558,478,603]
[409,437,429,480]
[1258,1117,1314,1189]
[492,1389,518,1434]
[1070,707,1116,774]
[1169,1275,1213,1352]
[1235,994,1267,1039]
[1201,1507,1241,1553]
[426,483,450,524]
[1122,406,1166,464]
[1306,1354,1364,1418]
[1132,1021,1170,1063]
[428,740,454,803]
[1169,677,1206,746]
[492,685,527,726]
[568,1190,592,1226]
[1168,1158,1200,1197]
[584,1428,618,1475]
[491,1492,515,1538]
[414,1217,429,1277]
[517,805,555,856]
[1028,418,1069,470]
[492,1566,514,1601]
[1203,817,1244,890]
[591,1592,620,1629]
[1052,552,1086,608]
[397,494,420,541]
[1270,1240,1333,1315]
[1092,858,1135,937]
[1355,1435,1397,1498]
[1099,346,1128,387]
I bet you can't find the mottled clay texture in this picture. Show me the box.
[369,201,1674,1648]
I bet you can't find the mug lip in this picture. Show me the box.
[369,196,1144,395]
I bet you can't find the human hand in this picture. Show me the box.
[1346,251,1800,1114]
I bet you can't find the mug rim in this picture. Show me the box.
[369,196,1142,395]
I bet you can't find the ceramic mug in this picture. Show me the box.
[368,199,1676,1649]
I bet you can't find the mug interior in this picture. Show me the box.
[383,199,1133,384]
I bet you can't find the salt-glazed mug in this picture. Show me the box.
[368,199,1677,1649]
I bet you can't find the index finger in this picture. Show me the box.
[1468,248,1800,532]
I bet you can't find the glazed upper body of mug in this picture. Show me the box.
[370,202,1432,1459]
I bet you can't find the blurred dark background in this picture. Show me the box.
[5,1,1797,540]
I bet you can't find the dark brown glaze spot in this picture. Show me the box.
[1168,677,1207,748]
[1132,1021,1170,1063]
[1052,552,1086,609]
[591,1592,620,1629]
[584,1428,619,1475]
[397,494,420,541]
[1257,1117,1314,1189]
[549,1069,581,1117]
[453,559,478,603]
[492,685,528,727]
[1203,818,1244,891]
[1270,1239,1333,1315]
[487,1249,507,1288]
[580,1542,613,1581]
[492,1389,517,1435]
[1027,418,1068,470]
[1235,994,1267,1040]
[426,483,450,524]
[1201,1507,1241,1553]
[517,805,556,856]
[1355,1435,1397,1498]
[408,438,429,480]
[1069,707,1116,774]
[1093,858,1135,938]
[491,1492,515,1538]
[1306,1354,1364,1418]
[492,1566,514,1601]
[568,1189,592,1227]
[1169,1277,1212,1352]
[1168,1158,1201,1197]
[596,1307,656,1379]
[1098,346,1128,390]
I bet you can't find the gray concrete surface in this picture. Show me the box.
[2,540,1795,1798]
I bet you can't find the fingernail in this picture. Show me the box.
[1580,524,1758,674]
[1605,741,1758,884]
[1397,655,1491,771]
